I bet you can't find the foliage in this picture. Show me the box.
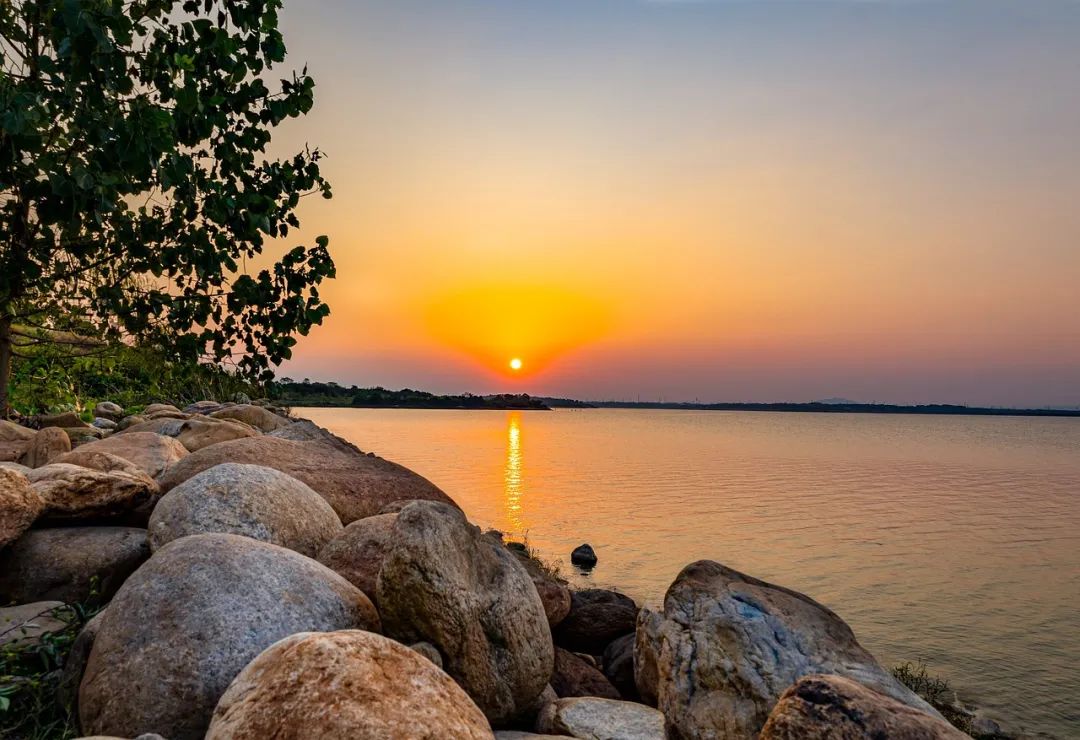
[892,661,975,735]
[0,597,101,740]
[271,379,550,410]
[0,0,336,415]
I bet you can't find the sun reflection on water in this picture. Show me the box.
[503,412,525,536]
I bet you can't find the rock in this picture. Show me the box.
[183,400,224,415]
[58,610,105,718]
[0,461,31,474]
[495,733,566,740]
[21,426,72,468]
[175,417,259,452]
[148,463,343,557]
[509,546,572,628]
[636,561,942,740]
[142,403,180,415]
[158,434,455,524]
[27,463,156,523]
[115,414,147,431]
[535,697,666,740]
[378,501,554,726]
[555,589,638,655]
[0,601,72,648]
[144,409,191,421]
[0,527,149,604]
[410,641,444,669]
[232,391,252,404]
[52,449,148,476]
[209,404,288,432]
[971,715,1004,737]
[602,634,638,701]
[268,419,353,448]
[64,426,105,445]
[1,418,36,450]
[0,467,44,548]
[571,543,598,568]
[79,533,380,740]
[552,648,621,700]
[759,674,970,740]
[115,417,187,437]
[36,411,89,429]
[91,418,117,431]
[316,512,398,604]
[206,630,493,740]
[72,432,188,479]
[93,402,124,422]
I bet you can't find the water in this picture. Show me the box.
[299,407,1080,737]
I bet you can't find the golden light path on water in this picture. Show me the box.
[503,412,524,534]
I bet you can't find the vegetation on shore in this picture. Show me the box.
[271,379,550,410]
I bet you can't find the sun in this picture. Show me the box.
[509,357,523,371]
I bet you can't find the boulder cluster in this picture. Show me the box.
[0,400,973,739]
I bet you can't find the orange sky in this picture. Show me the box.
[262,0,1080,406]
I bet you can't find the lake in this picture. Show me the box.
[299,407,1079,737]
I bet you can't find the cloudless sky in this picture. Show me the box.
[268,0,1080,406]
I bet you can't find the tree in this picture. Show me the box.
[0,0,335,416]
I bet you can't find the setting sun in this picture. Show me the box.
[509,358,523,371]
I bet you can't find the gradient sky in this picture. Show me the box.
[267,0,1080,406]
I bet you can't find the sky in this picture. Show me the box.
[267,0,1080,407]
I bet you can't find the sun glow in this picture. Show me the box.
[509,357,523,371]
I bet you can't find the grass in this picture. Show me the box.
[892,660,991,736]
[504,532,565,582]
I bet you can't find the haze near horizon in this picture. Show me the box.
[271,0,1079,407]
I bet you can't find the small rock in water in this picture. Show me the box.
[571,543,597,568]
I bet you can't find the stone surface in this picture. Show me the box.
[175,418,259,452]
[209,404,289,432]
[52,449,149,476]
[21,426,72,468]
[571,543,598,568]
[759,674,970,740]
[316,512,398,604]
[115,418,187,437]
[410,641,445,670]
[378,501,554,726]
[58,610,105,718]
[535,697,666,740]
[0,601,72,647]
[183,400,224,415]
[552,647,621,700]
[27,463,156,523]
[0,461,30,474]
[115,414,147,431]
[148,463,342,557]
[91,418,118,431]
[36,411,89,429]
[158,434,455,524]
[93,402,125,422]
[72,432,188,479]
[0,527,149,604]
[555,589,638,655]
[602,634,639,701]
[635,560,942,740]
[495,734,566,740]
[79,533,380,740]
[142,403,180,415]
[0,467,44,548]
[510,546,572,628]
[63,426,105,445]
[206,630,494,740]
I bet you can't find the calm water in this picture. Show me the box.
[300,408,1079,737]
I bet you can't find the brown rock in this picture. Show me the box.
[58,610,105,718]
[27,463,156,523]
[555,589,638,655]
[79,533,380,740]
[35,411,88,429]
[509,546,572,628]
[142,404,180,415]
[21,427,72,468]
[535,697,666,740]
[206,631,493,740]
[602,634,639,701]
[0,527,149,604]
[158,435,455,525]
[209,404,289,433]
[1,420,35,462]
[93,402,125,422]
[115,418,187,437]
[52,449,150,476]
[116,414,148,431]
[551,647,621,700]
[72,432,188,479]
[760,674,970,740]
[175,418,259,452]
[316,512,397,604]
[63,426,105,445]
[0,468,44,548]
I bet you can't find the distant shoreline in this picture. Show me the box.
[565,401,1080,418]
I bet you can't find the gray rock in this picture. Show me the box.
[409,640,445,670]
[535,697,666,739]
[0,601,73,648]
[206,630,493,740]
[555,589,637,655]
[91,418,118,431]
[21,427,72,468]
[571,543,598,568]
[635,560,942,739]
[79,533,380,740]
[602,634,638,701]
[209,404,288,432]
[760,674,970,739]
[0,527,149,604]
[148,463,343,557]
[27,463,156,524]
[115,417,187,437]
[378,501,554,726]
[183,400,224,415]
[93,402,125,422]
[495,733,566,740]
[115,414,148,431]
[0,467,43,548]
[316,512,398,604]
[57,610,106,719]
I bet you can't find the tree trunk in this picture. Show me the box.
[0,313,12,418]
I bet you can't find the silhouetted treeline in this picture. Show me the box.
[271,380,549,410]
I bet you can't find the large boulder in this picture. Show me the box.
[158,434,454,524]
[93,402,124,422]
[508,545,572,628]
[0,419,36,462]
[555,589,638,655]
[535,697,666,740]
[27,463,156,523]
[115,418,187,438]
[206,631,494,740]
[58,610,106,718]
[52,449,150,476]
[635,560,942,740]
[0,468,44,548]
[20,427,72,468]
[0,527,149,604]
[148,463,342,557]
[760,674,969,739]
[71,432,188,479]
[183,400,224,415]
[316,512,397,604]
[551,648,621,700]
[78,533,380,740]
[0,601,72,648]
[35,411,88,429]
[209,404,288,433]
[377,501,554,726]
[142,403,180,415]
[602,634,638,701]
[175,418,259,452]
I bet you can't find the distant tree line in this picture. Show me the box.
[271,379,550,410]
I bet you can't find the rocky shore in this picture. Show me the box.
[0,400,1009,739]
